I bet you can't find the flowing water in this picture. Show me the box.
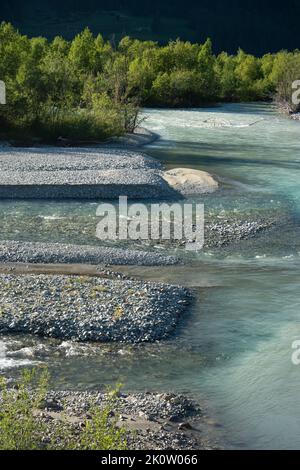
[1,103,300,449]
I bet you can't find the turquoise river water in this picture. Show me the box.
[0,103,300,449]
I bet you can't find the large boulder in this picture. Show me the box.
[162,167,218,196]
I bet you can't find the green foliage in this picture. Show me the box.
[0,23,136,142]
[0,367,49,450]
[0,21,299,142]
[77,386,127,450]
[0,367,128,450]
[272,52,300,112]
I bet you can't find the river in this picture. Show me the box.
[0,103,300,449]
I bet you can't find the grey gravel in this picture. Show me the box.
[0,274,191,342]
[204,217,277,247]
[42,390,212,450]
[0,240,179,266]
[0,386,214,449]
[45,390,199,421]
[0,147,177,199]
[133,215,278,250]
[0,147,162,171]
[291,113,300,121]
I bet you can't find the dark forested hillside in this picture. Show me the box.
[0,0,299,55]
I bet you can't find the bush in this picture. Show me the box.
[76,388,127,451]
[0,368,49,450]
[35,108,124,142]
[0,367,128,450]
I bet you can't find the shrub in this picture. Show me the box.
[0,368,49,450]
[0,367,127,450]
[76,387,127,450]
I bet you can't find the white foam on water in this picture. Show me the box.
[0,341,35,370]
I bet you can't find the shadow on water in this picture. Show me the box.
[148,141,300,171]
[145,102,277,116]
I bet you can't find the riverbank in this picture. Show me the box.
[105,127,160,148]
[0,127,159,149]
[0,381,216,450]
[275,101,300,121]
[38,389,215,450]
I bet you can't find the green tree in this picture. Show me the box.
[215,52,237,100]
[68,27,97,74]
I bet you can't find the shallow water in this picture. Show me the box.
[1,103,300,449]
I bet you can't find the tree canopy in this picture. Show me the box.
[0,23,299,143]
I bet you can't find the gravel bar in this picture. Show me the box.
[0,240,179,266]
[0,274,191,342]
[0,147,162,171]
[0,147,177,199]
[0,386,214,449]
[41,390,212,450]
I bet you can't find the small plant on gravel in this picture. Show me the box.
[73,276,91,284]
[0,367,49,450]
[113,306,124,320]
[0,368,128,450]
[92,285,109,293]
[76,386,127,450]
